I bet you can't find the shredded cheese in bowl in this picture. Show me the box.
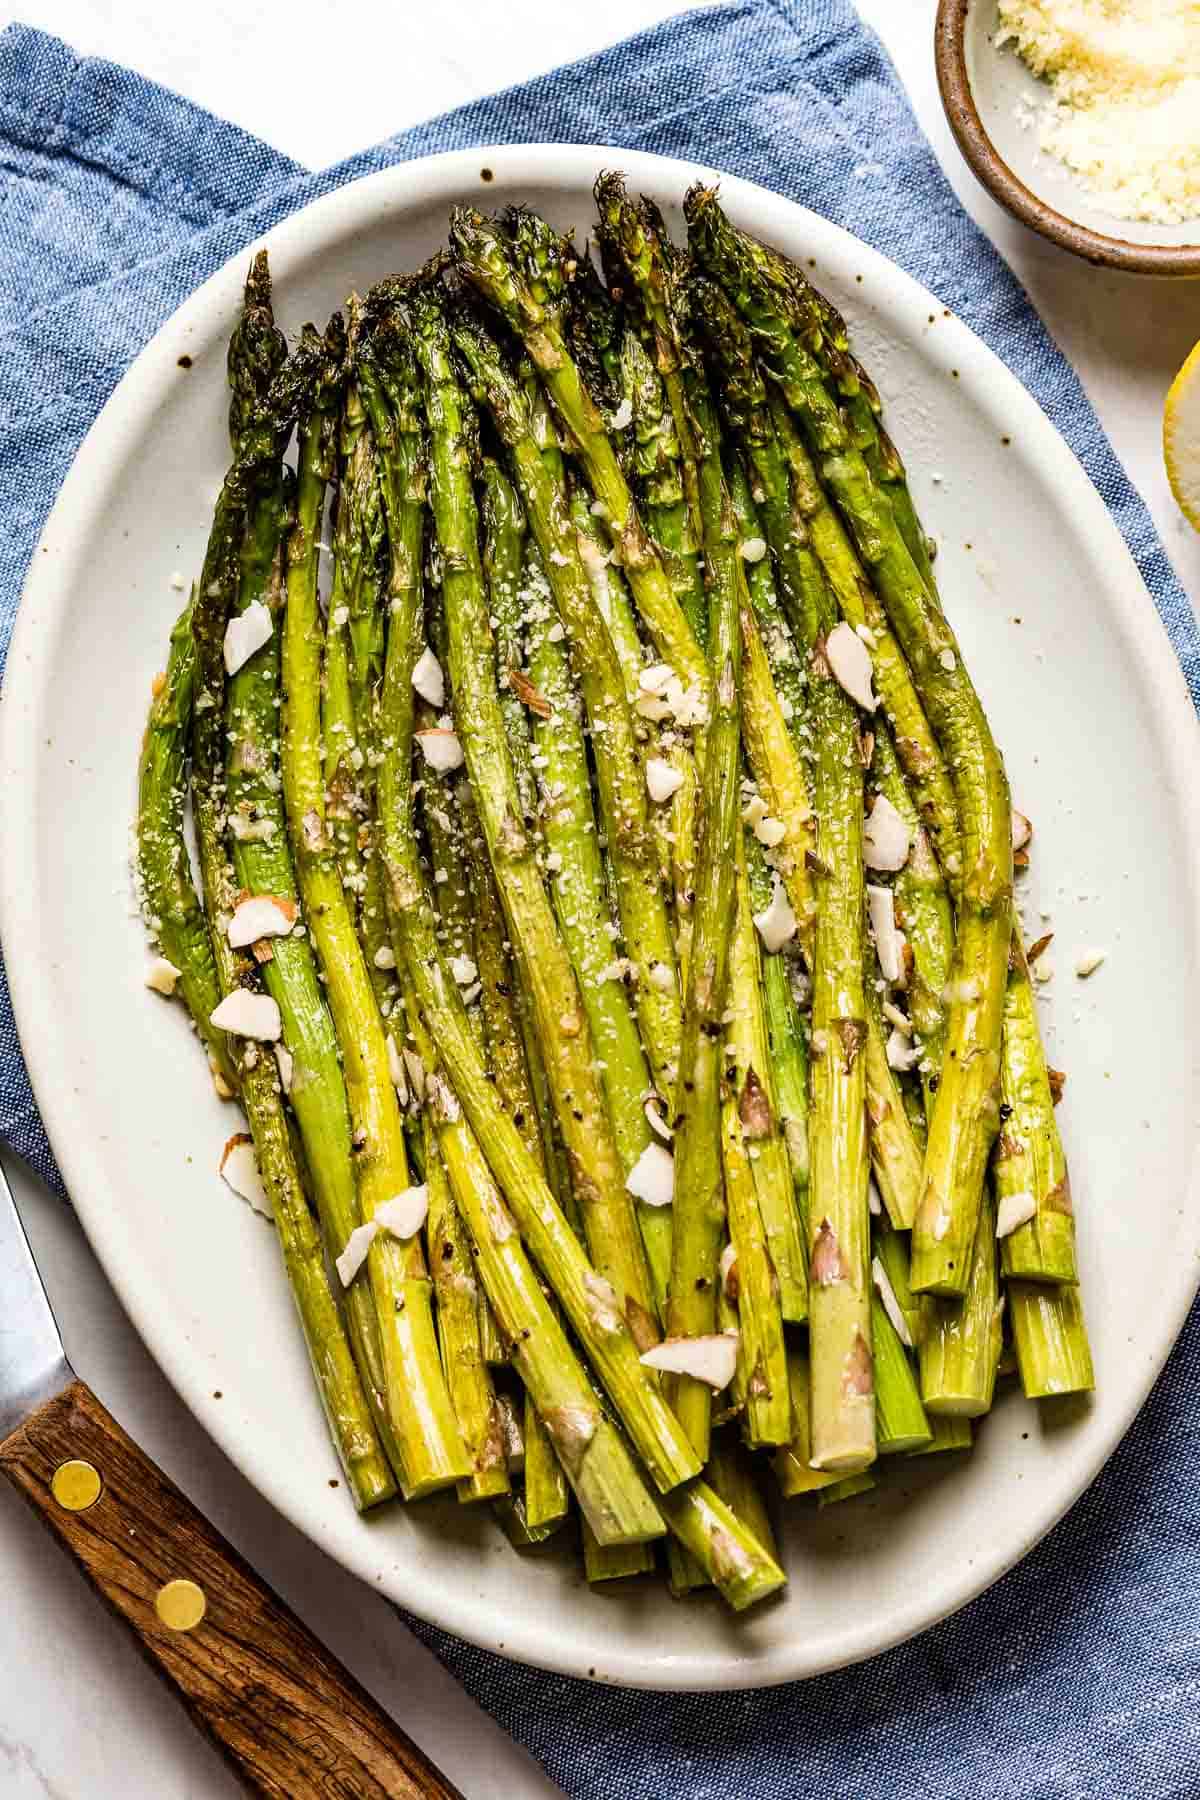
[996,0,1200,224]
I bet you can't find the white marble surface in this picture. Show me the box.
[3,1,1198,1794]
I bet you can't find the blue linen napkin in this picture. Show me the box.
[1,11,1198,1796]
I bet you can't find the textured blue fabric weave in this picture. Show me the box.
[0,11,1198,1796]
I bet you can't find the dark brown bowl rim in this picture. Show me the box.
[934,0,1200,277]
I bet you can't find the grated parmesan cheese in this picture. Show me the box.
[997,0,1200,224]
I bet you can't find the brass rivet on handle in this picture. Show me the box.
[155,1578,207,1632]
[50,1459,102,1512]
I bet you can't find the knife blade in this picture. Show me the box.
[0,1158,461,1799]
[0,1160,73,1440]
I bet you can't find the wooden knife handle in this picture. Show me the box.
[0,1379,464,1799]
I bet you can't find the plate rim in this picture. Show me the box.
[2,141,1199,1691]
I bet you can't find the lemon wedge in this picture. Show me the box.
[1164,340,1200,532]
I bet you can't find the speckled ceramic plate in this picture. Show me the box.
[2,146,1198,1690]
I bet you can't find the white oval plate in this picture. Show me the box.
[2,146,1198,1692]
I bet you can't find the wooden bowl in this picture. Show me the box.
[935,0,1200,277]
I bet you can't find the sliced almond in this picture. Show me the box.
[335,1220,378,1286]
[882,999,912,1035]
[227,895,296,948]
[867,884,903,984]
[223,601,272,676]
[754,814,787,849]
[639,1333,739,1390]
[144,956,181,997]
[412,646,445,708]
[1011,808,1032,851]
[644,1097,674,1141]
[871,1255,913,1348]
[664,677,709,729]
[625,1141,674,1207]
[374,1184,429,1241]
[825,621,877,712]
[752,877,797,953]
[219,1134,272,1219]
[863,793,910,872]
[645,756,684,804]
[638,662,676,697]
[416,728,464,774]
[209,990,282,1041]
